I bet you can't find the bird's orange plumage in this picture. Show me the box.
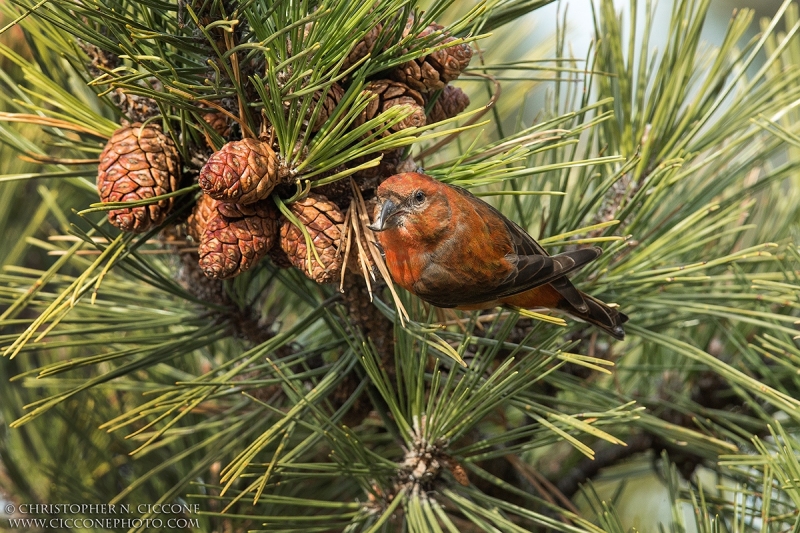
[371,172,627,339]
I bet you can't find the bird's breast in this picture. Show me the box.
[375,208,516,307]
[379,233,426,292]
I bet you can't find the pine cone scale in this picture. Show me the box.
[342,25,381,71]
[310,83,345,132]
[357,80,427,135]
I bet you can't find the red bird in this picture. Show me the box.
[369,172,627,339]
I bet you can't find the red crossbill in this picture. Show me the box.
[369,172,627,339]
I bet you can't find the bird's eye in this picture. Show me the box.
[413,190,426,204]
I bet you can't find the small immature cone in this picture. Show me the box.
[97,124,181,233]
[197,200,279,279]
[356,80,426,135]
[199,138,278,204]
[444,457,470,487]
[280,193,344,284]
[427,85,470,123]
[390,22,473,93]
[81,43,160,123]
[79,40,120,78]
[192,0,237,51]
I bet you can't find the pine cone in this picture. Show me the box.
[203,111,232,138]
[280,194,344,283]
[311,177,356,210]
[390,22,472,93]
[191,0,240,50]
[444,457,470,487]
[342,24,382,72]
[198,200,279,279]
[199,138,279,204]
[310,83,345,132]
[356,80,426,135]
[187,193,216,242]
[427,85,470,123]
[79,41,161,122]
[97,124,181,233]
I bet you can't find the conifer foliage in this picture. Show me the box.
[1,0,800,532]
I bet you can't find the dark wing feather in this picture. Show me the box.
[422,248,601,308]
[548,276,590,313]
[490,247,601,301]
[449,184,597,310]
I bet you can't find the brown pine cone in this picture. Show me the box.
[197,200,279,279]
[342,24,382,72]
[311,177,355,210]
[203,111,232,138]
[444,457,470,487]
[310,83,345,132]
[356,80,426,135]
[390,22,472,93]
[199,138,279,204]
[187,193,215,242]
[280,194,344,284]
[97,124,181,233]
[427,85,470,123]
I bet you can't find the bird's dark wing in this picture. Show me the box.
[490,246,602,301]
[449,183,595,311]
[421,247,601,308]
[548,276,589,312]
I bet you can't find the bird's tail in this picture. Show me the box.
[559,291,628,340]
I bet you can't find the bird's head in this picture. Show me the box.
[369,172,450,236]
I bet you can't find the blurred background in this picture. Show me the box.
[469,0,782,532]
